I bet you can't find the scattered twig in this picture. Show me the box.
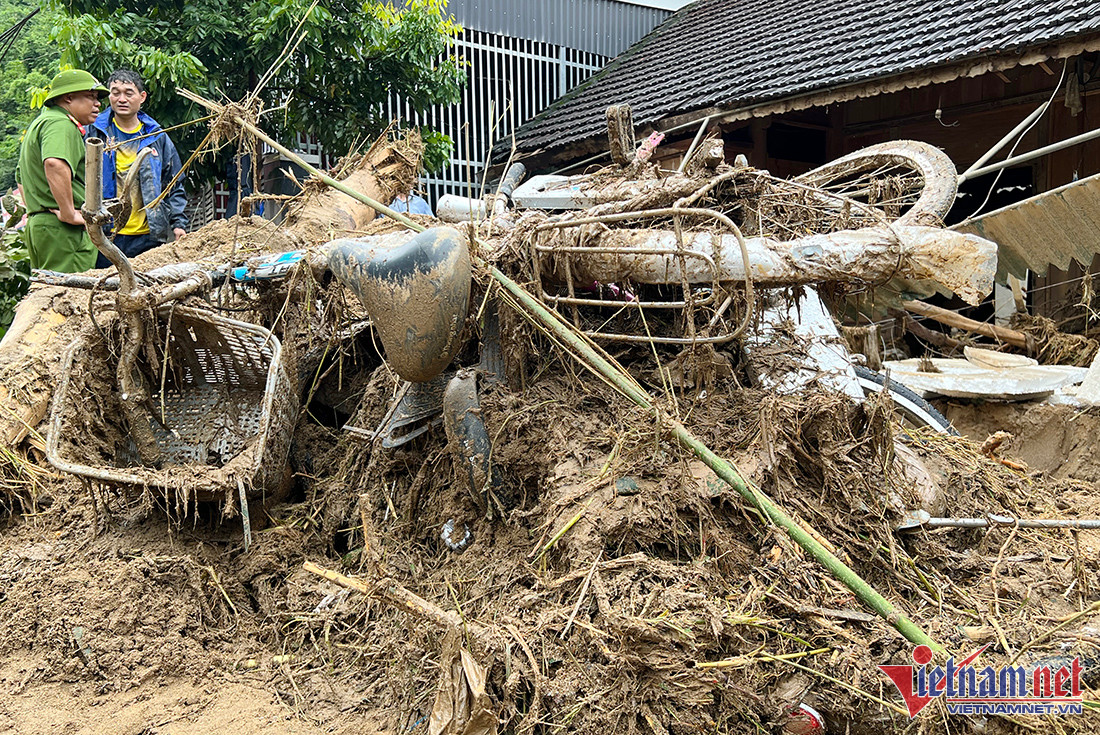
[532,499,593,562]
[696,646,831,669]
[561,551,602,639]
[757,654,908,716]
[1008,600,1100,667]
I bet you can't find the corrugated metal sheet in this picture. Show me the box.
[953,172,1100,279]
[447,0,670,57]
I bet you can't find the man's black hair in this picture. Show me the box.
[107,69,145,93]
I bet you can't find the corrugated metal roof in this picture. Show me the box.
[504,0,1100,157]
[954,173,1100,279]
[447,0,671,57]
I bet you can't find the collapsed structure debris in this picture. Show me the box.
[0,99,1099,735]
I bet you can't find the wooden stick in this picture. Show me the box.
[696,646,832,669]
[605,104,635,166]
[758,654,909,716]
[902,299,1029,350]
[544,552,649,589]
[894,310,962,352]
[303,561,481,636]
[1007,600,1100,666]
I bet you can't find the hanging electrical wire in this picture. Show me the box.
[0,8,40,66]
[967,59,1069,219]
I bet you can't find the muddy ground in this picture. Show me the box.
[2,324,1100,734]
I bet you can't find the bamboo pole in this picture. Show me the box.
[902,299,1029,350]
[188,91,942,651]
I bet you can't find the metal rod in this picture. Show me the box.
[959,125,1100,183]
[677,115,712,174]
[960,102,1048,180]
[928,515,1100,530]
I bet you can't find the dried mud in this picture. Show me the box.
[2,143,1100,735]
[2,338,1100,733]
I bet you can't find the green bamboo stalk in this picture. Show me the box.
[489,267,942,652]
[199,97,941,651]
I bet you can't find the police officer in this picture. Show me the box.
[16,69,107,272]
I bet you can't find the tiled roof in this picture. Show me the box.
[505,0,1100,157]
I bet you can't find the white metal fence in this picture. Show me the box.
[389,27,609,205]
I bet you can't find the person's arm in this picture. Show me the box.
[162,137,189,239]
[44,158,84,225]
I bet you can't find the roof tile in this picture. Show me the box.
[504,0,1100,157]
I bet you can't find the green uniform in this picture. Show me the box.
[16,105,97,273]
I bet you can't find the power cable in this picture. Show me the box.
[967,60,1068,219]
[0,8,40,66]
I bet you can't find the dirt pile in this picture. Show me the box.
[2,344,1099,733]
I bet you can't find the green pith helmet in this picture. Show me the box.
[44,69,108,103]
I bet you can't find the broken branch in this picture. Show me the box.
[903,299,1029,350]
[303,561,484,637]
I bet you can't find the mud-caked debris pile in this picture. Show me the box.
[0,113,1098,735]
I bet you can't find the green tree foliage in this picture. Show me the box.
[48,0,464,172]
[0,192,29,339]
[0,0,57,191]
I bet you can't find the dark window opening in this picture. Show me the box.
[766,123,828,165]
[945,166,1034,227]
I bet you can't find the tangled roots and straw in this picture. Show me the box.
[1011,313,1099,366]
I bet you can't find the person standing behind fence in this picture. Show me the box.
[388,188,433,216]
[16,69,107,272]
[87,69,188,261]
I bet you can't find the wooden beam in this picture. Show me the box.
[606,104,636,167]
[902,300,1029,350]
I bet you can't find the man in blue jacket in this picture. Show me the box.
[87,69,188,259]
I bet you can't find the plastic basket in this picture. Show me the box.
[46,306,298,502]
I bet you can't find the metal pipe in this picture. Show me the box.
[960,102,1048,180]
[958,125,1100,183]
[899,508,1100,531]
[492,161,526,216]
[436,194,486,223]
[929,515,1100,530]
[677,115,711,173]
